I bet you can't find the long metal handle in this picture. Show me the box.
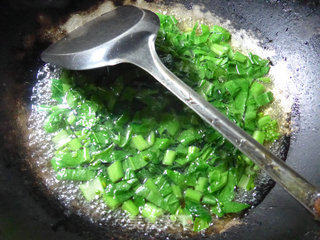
[128,36,320,219]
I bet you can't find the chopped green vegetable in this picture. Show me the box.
[252,130,265,144]
[103,194,120,209]
[162,150,176,165]
[52,130,72,148]
[39,13,281,232]
[131,135,150,151]
[56,168,96,181]
[171,184,182,199]
[223,201,250,213]
[258,114,280,142]
[211,43,230,56]
[193,217,210,232]
[79,177,106,201]
[185,188,203,203]
[107,161,124,182]
[177,129,201,146]
[141,203,164,223]
[122,200,140,217]
[194,177,208,193]
[202,195,217,206]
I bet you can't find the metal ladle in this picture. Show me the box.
[41,5,320,219]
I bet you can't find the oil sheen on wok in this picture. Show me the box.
[35,14,280,232]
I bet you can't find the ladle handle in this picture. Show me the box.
[129,36,320,219]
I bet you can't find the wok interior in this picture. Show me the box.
[27,56,289,238]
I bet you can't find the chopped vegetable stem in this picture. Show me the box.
[40,13,280,232]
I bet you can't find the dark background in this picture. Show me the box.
[0,0,320,239]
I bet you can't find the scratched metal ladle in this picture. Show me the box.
[41,5,320,219]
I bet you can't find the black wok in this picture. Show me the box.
[0,0,320,239]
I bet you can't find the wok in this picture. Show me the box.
[0,0,320,239]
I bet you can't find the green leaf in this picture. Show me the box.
[51,78,64,103]
[222,201,250,213]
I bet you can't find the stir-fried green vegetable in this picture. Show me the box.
[40,14,280,232]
